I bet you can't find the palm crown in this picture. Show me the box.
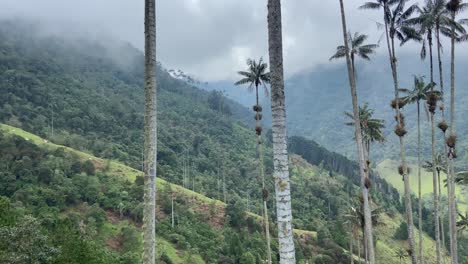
[422,153,448,174]
[360,0,421,43]
[235,58,270,99]
[399,75,438,104]
[405,0,466,58]
[345,104,385,146]
[330,32,379,61]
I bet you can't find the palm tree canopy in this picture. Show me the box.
[399,75,438,103]
[446,0,468,14]
[405,0,466,57]
[361,0,421,43]
[330,32,379,61]
[388,0,422,43]
[422,152,448,174]
[345,103,385,144]
[234,57,270,96]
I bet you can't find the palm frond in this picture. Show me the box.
[330,48,347,61]
[360,2,382,10]
[234,77,252,86]
[353,33,368,47]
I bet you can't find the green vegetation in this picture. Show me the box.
[0,19,463,263]
[377,159,468,211]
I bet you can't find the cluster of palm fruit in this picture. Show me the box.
[447,134,457,158]
[254,105,263,137]
[393,111,407,138]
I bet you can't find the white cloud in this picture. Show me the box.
[1,0,466,81]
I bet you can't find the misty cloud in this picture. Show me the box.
[1,0,466,81]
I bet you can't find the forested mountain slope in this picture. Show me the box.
[0,123,449,263]
[0,20,452,263]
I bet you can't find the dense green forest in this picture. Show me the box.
[0,7,467,262]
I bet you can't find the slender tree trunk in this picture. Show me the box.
[417,100,424,264]
[171,194,175,228]
[436,25,445,120]
[384,7,416,262]
[429,32,442,264]
[143,0,157,263]
[448,10,458,264]
[255,84,273,264]
[267,1,296,262]
[338,1,375,263]
[429,31,434,83]
[438,170,446,257]
[437,24,449,260]
[432,110,442,264]
[350,232,354,264]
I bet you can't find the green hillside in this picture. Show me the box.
[0,123,450,264]
[0,20,455,263]
[377,159,468,212]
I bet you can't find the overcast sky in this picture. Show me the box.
[1,0,466,81]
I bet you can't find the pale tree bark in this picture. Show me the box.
[429,32,442,264]
[382,3,416,262]
[255,84,272,264]
[338,0,375,263]
[350,232,354,264]
[447,10,458,264]
[431,109,442,264]
[417,100,424,264]
[143,0,157,263]
[267,0,296,262]
[437,23,448,258]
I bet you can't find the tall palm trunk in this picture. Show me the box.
[350,233,354,264]
[267,1,296,262]
[417,100,424,264]
[143,0,157,263]
[436,24,445,120]
[431,107,442,264]
[338,0,375,263]
[447,10,458,264]
[255,84,272,264]
[436,23,448,258]
[438,169,446,256]
[429,31,442,264]
[384,4,416,263]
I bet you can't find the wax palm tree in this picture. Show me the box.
[338,0,376,263]
[360,2,419,263]
[399,75,439,263]
[446,2,468,262]
[330,32,379,77]
[423,153,448,174]
[344,201,384,264]
[345,104,385,158]
[344,206,361,263]
[143,0,157,263]
[423,152,448,253]
[235,58,272,264]
[267,0,296,262]
[235,58,270,107]
[405,15,442,262]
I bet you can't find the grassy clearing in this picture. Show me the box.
[377,159,467,211]
[374,213,451,264]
